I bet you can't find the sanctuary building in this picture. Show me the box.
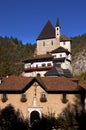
[22,20,72,77]
[0,20,86,124]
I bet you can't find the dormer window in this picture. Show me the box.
[40,92,47,102]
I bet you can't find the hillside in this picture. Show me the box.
[0,36,36,76]
[71,33,86,75]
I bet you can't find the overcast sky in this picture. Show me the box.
[0,0,86,44]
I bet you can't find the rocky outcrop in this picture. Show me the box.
[72,49,86,74]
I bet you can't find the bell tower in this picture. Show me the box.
[55,19,61,40]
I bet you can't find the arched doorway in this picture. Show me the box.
[30,110,40,125]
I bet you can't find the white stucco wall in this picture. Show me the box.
[52,52,67,59]
[60,41,71,52]
[61,60,70,70]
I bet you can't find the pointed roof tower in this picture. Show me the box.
[56,18,60,27]
[55,18,61,39]
[37,20,55,40]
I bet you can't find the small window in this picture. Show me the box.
[2,94,8,102]
[62,94,68,104]
[36,64,38,68]
[42,64,46,67]
[47,63,51,66]
[51,41,53,45]
[43,41,45,46]
[60,54,62,57]
[20,93,27,102]
[63,42,65,45]
[40,92,47,102]
[53,55,56,58]
[57,27,59,30]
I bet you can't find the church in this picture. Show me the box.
[0,20,86,123]
[22,19,72,77]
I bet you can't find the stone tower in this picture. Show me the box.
[36,20,60,55]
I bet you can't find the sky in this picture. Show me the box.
[0,0,86,44]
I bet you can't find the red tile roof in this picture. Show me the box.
[0,75,33,93]
[0,75,85,93]
[60,35,71,41]
[37,76,80,92]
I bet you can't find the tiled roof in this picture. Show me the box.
[51,46,70,54]
[0,75,33,93]
[0,75,83,93]
[60,35,71,41]
[37,20,55,40]
[63,69,72,78]
[23,54,53,63]
[45,66,64,77]
[36,20,71,41]
[37,76,80,92]
[44,66,72,78]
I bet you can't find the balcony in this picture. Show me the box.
[24,66,52,72]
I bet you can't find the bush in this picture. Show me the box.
[0,104,29,130]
